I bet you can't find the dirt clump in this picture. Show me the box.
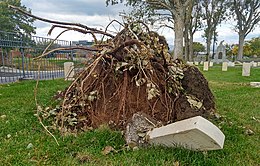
[46,22,215,133]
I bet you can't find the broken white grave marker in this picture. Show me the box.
[147,116,225,151]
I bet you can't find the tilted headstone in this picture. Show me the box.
[147,116,225,151]
[203,62,209,71]
[200,61,204,65]
[242,62,251,76]
[64,62,75,81]
[222,62,228,71]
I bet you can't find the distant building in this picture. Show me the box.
[72,40,94,46]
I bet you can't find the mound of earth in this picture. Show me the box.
[45,22,215,133]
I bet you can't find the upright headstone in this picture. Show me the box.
[64,62,75,81]
[194,61,199,66]
[203,62,209,71]
[222,62,228,71]
[242,62,251,76]
[252,62,257,67]
[200,61,204,65]
[258,62,260,67]
[209,61,213,67]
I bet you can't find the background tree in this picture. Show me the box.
[184,0,202,61]
[0,0,35,35]
[106,0,193,60]
[193,42,205,56]
[248,37,260,57]
[201,0,227,61]
[229,0,260,60]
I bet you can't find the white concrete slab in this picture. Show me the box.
[242,63,251,76]
[147,116,225,151]
[222,62,228,71]
[64,62,75,81]
[250,82,260,88]
[203,62,209,71]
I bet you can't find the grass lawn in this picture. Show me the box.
[0,66,259,165]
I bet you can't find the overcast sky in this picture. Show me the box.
[21,0,260,46]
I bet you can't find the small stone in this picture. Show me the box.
[245,129,254,136]
[27,143,34,149]
[1,115,6,119]
[7,134,11,139]
[133,146,139,151]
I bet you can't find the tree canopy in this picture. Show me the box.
[0,0,35,35]
[106,0,193,60]
[229,0,260,60]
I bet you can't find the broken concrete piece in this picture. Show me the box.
[125,112,161,147]
[250,82,260,88]
[147,116,225,151]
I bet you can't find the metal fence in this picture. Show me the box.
[0,31,88,84]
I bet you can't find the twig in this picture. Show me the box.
[48,25,98,43]
[9,5,114,38]
[33,46,101,60]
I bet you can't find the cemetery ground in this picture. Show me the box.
[0,65,259,165]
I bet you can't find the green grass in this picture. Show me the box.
[0,66,259,165]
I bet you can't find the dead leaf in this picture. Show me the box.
[101,146,116,155]
[245,129,254,136]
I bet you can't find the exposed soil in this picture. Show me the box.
[48,22,215,133]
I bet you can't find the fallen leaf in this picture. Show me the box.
[7,134,11,139]
[101,146,116,155]
[245,129,254,136]
[27,143,34,149]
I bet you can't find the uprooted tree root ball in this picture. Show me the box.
[41,22,216,134]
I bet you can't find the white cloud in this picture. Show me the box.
[21,0,259,45]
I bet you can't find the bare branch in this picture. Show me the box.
[9,5,114,38]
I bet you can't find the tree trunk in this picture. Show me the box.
[189,35,193,61]
[174,16,184,60]
[237,33,245,61]
[206,38,211,61]
[184,27,189,61]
